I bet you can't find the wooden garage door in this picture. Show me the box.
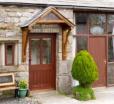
[88,36,107,87]
[29,34,56,90]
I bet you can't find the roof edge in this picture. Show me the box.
[1,2,114,12]
[20,6,75,28]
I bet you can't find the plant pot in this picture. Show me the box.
[18,89,27,98]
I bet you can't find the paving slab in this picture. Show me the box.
[32,91,79,104]
[32,87,114,104]
[0,97,41,104]
[80,87,114,104]
[1,87,114,104]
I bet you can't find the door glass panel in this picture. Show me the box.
[31,39,40,64]
[42,38,51,64]
[89,14,106,35]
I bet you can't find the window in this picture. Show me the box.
[108,37,114,62]
[76,13,89,34]
[75,13,114,62]
[75,13,106,35]
[107,15,114,35]
[108,15,114,62]
[42,38,51,64]
[5,43,15,66]
[31,39,40,64]
[31,38,51,65]
[76,36,88,52]
[89,14,106,35]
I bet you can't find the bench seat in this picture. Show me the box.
[0,85,18,91]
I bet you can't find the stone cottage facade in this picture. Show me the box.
[0,0,114,94]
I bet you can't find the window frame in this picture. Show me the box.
[75,13,108,35]
[5,43,15,66]
[75,12,114,63]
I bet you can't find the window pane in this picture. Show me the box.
[76,13,89,34]
[31,39,40,64]
[107,15,114,35]
[76,36,88,52]
[108,37,114,62]
[42,38,51,64]
[6,45,13,65]
[90,14,106,35]
[107,64,114,85]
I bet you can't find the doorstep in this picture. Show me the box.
[30,89,56,95]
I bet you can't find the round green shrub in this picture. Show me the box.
[71,50,98,87]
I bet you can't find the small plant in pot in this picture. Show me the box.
[18,80,28,98]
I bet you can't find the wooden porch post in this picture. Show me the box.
[21,27,29,62]
[62,27,71,60]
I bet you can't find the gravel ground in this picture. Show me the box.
[0,97,41,104]
[1,88,114,104]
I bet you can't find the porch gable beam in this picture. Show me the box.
[62,27,71,60]
[22,27,29,62]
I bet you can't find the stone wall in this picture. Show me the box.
[56,8,75,94]
[0,6,42,38]
[0,5,75,94]
[0,5,43,82]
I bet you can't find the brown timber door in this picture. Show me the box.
[88,36,107,87]
[29,34,56,90]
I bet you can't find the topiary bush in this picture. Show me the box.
[71,50,98,87]
[71,50,99,100]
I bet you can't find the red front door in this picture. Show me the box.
[29,34,56,90]
[88,36,107,87]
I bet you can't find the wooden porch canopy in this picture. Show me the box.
[20,6,75,62]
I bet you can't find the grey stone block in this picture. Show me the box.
[16,71,29,81]
[57,75,72,94]
[58,60,72,75]
[58,60,69,75]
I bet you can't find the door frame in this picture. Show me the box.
[28,33,56,90]
[88,35,108,87]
